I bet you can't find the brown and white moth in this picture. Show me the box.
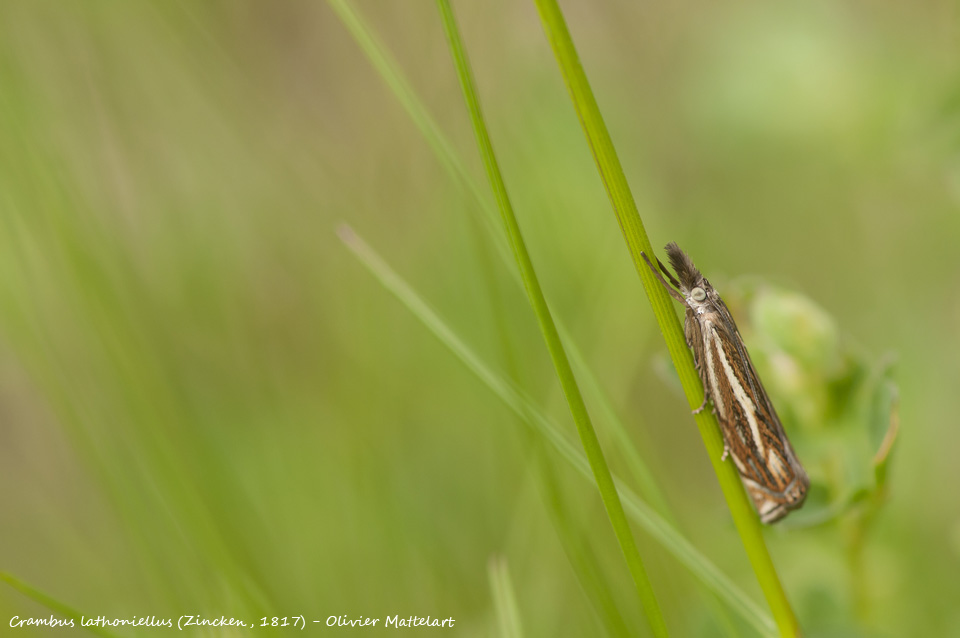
[642,243,809,524]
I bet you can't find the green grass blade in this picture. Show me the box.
[461,100,632,638]
[338,226,777,637]
[327,0,674,526]
[329,3,770,631]
[325,0,508,265]
[569,343,674,520]
[535,457,634,637]
[488,556,526,638]
[531,1,799,635]
[0,572,121,638]
[435,3,668,634]
[332,0,628,621]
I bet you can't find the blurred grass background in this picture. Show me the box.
[0,0,958,635]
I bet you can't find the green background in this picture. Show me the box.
[0,1,956,636]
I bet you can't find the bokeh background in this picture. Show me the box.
[1,1,958,636]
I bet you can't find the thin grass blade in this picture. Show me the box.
[436,3,668,634]
[488,556,526,638]
[0,572,121,638]
[338,226,777,637]
[327,0,672,529]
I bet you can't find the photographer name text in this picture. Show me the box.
[10,614,456,630]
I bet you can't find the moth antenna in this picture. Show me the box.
[641,252,685,302]
[656,257,682,290]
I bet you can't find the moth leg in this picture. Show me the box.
[715,420,733,462]
[687,324,712,415]
[692,393,709,414]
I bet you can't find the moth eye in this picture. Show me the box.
[691,287,707,301]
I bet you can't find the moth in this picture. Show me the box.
[642,243,809,523]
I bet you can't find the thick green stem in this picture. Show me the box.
[531,0,799,635]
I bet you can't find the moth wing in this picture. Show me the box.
[707,312,809,515]
[713,298,807,473]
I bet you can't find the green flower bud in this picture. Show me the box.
[750,288,840,374]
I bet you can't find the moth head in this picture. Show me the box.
[683,282,715,312]
[664,243,711,306]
